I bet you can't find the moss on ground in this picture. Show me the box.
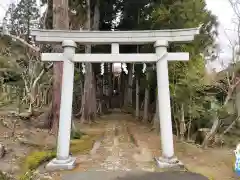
[71,130,86,140]
[70,135,97,154]
[22,151,56,171]
[19,134,98,180]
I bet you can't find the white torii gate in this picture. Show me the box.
[31,28,199,170]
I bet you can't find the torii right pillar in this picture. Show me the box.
[155,40,184,168]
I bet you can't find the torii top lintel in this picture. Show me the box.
[31,28,199,44]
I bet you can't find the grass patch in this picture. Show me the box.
[19,134,98,179]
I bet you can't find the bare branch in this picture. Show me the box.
[226,72,231,86]
[221,116,240,136]
[21,73,30,94]
[4,33,40,53]
[32,63,53,89]
[228,0,240,19]
[223,29,235,48]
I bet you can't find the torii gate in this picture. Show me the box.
[31,28,199,170]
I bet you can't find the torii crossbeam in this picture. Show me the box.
[31,28,199,171]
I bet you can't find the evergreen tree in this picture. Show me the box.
[11,0,40,41]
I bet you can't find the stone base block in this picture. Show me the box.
[154,156,184,169]
[45,156,76,171]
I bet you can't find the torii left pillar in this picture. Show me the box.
[46,40,77,170]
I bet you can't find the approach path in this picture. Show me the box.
[56,113,208,180]
[74,114,156,172]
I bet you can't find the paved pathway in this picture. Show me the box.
[71,117,155,172]
[61,114,208,180]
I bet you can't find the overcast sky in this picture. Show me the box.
[0,0,237,72]
[206,0,237,71]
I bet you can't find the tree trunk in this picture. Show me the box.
[179,104,186,141]
[187,118,192,140]
[120,64,125,108]
[152,93,160,132]
[143,72,149,121]
[108,63,113,108]
[124,78,128,106]
[97,76,104,115]
[103,63,108,96]
[236,83,240,126]
[26,1,31,43]
[81,60,97,123]
[80,0,98,123]
[49,0,69,134]
[92,0,100,30]
[126,64,133,106]
[135,76,140,119]
[51,49,63,134]
[201,113,220,148]
[201,90,232,147]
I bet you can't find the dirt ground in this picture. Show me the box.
[0,109,57,176]
[0,110,238,180]
[57,113,236,180]
[125,115,237,180]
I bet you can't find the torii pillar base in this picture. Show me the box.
[155,157,184,169]
[45,157,76,171]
